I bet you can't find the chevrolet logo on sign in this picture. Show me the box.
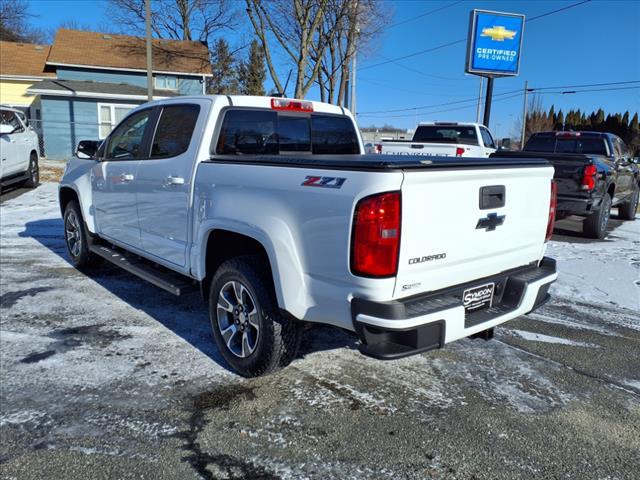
[480,26,517,42]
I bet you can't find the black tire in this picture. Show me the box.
[23,152,39,188]
[618,184,639,221]
[208,255,301,377]
[583,193,612,239]
[63,200,100,269]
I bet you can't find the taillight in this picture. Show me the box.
[581,164,597,190]
[270,98,313,112]
[455,147,465,157]
[351,192,401,277]
[375,144,382,154]
[546,181,557,241]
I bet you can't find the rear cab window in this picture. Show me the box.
[214,108,360,155]
[526,134,609,155]
[412,125,479,145]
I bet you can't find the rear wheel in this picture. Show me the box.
[583,193,612,239]
[63,200,100,269]
[618,184,639,221]
[23,152,39,188]
[209,255,301,377]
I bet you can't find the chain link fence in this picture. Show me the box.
[25,118,107,161]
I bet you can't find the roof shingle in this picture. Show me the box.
[47,29,212,76]
[0,42,54,78]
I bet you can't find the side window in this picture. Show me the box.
[104,109,152,160]
[150,104,200,158]
[1,110,24,133]
[216,109,278,155]
[612,137,623,159]
[480,127,496,149]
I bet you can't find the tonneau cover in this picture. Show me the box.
[208,154,550,171]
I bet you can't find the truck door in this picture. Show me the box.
[0,109,29,177]
[92,108,154,249]
[479,126,497,157]
[135,102,203,269]
[613,136,633,200]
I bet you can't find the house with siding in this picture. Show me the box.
[0,41,55,117]
[25,29,212,159]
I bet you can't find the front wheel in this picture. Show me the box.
[618,185,639,221]
[583,194,612,239]
[209,255,301,377]
[23,152,39,188]
[63,200,100,269]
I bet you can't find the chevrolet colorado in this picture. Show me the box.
[492,131,639,238]
[378,122,497,157]
[59,95,557,377]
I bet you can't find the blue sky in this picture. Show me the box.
[29,0,640,138]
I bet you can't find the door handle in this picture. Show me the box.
[163,176,185,186]
[120,173,134,182]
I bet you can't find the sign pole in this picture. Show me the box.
[476,76,483,123]
[483,76,494,127]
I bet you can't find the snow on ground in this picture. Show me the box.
[547,213,640,312]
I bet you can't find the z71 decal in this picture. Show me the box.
[301,176,346,189]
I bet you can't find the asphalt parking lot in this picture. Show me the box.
[1,183,639,480]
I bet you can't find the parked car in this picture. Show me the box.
[492,131,639,239]
[0,106,39,190]
[59,95,557,377]
[377,122,497,157]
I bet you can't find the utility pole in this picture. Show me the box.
[145,0,153,101]
[350,53,357,117]
[476,76,483,123]
[520,80,528,149]
[482,77,494,127]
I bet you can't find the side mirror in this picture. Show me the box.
[76,140,100,159]
[0,124,15,135]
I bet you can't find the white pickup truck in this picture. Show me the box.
[59,95,557,377]
[379,122,498,157]
[0,106,40,189]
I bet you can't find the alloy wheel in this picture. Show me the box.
[216,280,260,358]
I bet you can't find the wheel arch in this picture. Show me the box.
[59,186,79,218]
[201,229,283,308]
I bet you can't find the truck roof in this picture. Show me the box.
[133,94,348,116]
[417,122,486,127]
[530,131,610,138]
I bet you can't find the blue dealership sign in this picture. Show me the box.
[465,10,525,77]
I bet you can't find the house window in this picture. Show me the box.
[98,103,137,139]
[155,75,178,90]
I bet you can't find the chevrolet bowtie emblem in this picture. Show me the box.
[481,26,517,42]
[476,213,506,231]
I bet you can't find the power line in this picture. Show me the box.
[358,80,640,115]
[387,1,465,30]
[359,93,524,119]
[360,88,524,114]
[359,0,592,72]
[528,80,640,91]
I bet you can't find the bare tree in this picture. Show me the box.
[246,0,332,99]
[109,0,237,43]
[246,0,382,103]
[0,0,46,43]
[513,95,553,145]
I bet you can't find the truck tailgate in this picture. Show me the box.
[394,165,554,298]
[382,142,459,156]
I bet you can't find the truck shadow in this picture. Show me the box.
[551,212,627,244]
[19,218,357,373]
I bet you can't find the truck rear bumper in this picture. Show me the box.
[557,195,596,217]
[351,257,557,360]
